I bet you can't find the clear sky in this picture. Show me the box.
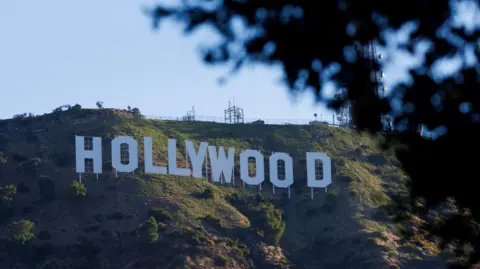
[0,0,419,123]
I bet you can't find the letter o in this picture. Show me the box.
[269,153,294,188]
[112,136,138,173]
[239,150,264,185]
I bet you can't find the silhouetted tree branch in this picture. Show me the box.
[145,0,480,267]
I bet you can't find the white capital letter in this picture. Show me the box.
[186,140,208,178]
[208,146,235,183]
[112,136,138,173]
[269,153,294,188]
[168,139,191,177]
[240,150,264,185]
[306,152,332,188]
[75,136,102,173]
[144,137,167,174]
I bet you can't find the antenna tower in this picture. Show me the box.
[182,106,196,121]
[343,40,385,129]
[339,0,387,130]
[363,40,385,99]
[364,40,390,131]
[224,100,244,124]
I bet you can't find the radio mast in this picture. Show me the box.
[224,100,244,124]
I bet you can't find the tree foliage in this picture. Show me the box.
[140,216,159,243]
[0,184,16,222]
[148,207,173,222]
[146,0,480,267]
[69,180,87,197]
[255,202,285,244]
[9,219,35,244]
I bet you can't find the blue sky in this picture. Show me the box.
[0,0,419,122]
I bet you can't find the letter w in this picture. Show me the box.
[208,146,235,183]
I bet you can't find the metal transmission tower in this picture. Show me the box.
[336,0,387,130]
[363,41,392,131]
[335,41,384,128]
[224,101,244,124]
[182,106,196,121]
[361,40,385,99]
[347,40,386,129]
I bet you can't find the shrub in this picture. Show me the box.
[255,203,286,244]
[183,226,210,246]
[0,185,16,212]
[140,217,159,243]
[327,190,339,199]
[70,180,87,197]
[237,243,250,256]
[9,220,35,244]
[229,239,250,260]
[0,184,17,198]
[71,104,82,111]
[0,184,16,223]
[148,207,173,222]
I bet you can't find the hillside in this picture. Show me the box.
[0,108,444,269]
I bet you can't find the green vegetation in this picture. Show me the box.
[0,184,16,203]
[69,180,87,197]
[0,184,16,222]
[183,225,212,247]
[253,202,285,244]
[140,217,159,243]
[337,158,390,208]
[148,207,173,222]
[9,220,35,244]
[0,108,437,269]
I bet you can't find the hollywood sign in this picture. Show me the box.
[75,136,332,193]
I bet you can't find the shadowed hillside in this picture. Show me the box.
[0,108,444,269]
